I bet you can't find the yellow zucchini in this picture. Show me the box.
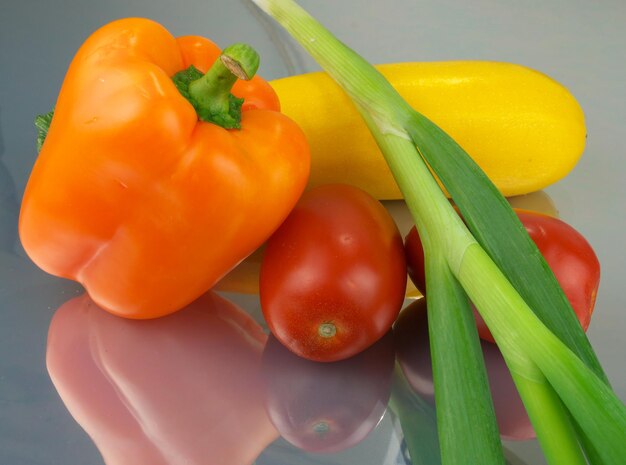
[270,61,586,199]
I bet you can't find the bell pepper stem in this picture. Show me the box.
[188,43,260,128]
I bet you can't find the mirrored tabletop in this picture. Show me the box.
[2,1,625,464]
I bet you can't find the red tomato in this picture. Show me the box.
[259,184,407,362]
[404,209,600,343]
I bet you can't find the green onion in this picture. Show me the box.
[248,0,626,463]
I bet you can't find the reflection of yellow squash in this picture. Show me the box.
[213,246,265,295]
[507,190,559,218]
[271,62,586,199]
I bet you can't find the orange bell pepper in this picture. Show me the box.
[19,18,310,318]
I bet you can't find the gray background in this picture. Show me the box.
[1,0,625,464]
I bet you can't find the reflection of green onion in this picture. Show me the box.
[389,364,441,465]
[248,0,626,463]
[390,351,529,465]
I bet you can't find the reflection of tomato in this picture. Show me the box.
[260,184,407,362]
[262,331,395,453]
[405,209,600,343]
[394,299,534,440]
[46,291,277,465]
[392,300,435,402]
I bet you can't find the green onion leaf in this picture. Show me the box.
[248,0,626,463]
[425,252,505,464]
[406,114,608,383]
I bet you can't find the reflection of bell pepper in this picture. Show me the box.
[46,291,278,465]
[19,18,310,318]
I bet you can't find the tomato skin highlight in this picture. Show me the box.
[404,209,601,343]
[260,184,407,362]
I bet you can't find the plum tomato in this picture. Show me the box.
[404,209,600,343]
[259,184,407,362]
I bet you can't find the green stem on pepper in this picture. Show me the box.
[175,43,260,129]
[247,0,626,463]
[37,44,261,148]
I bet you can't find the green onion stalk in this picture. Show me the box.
[246,0,626,464]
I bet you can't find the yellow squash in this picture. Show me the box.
[270,61,586,199]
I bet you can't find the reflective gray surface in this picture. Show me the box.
[1,1,625,464]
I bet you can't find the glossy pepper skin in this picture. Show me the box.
[19,18,310,318]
